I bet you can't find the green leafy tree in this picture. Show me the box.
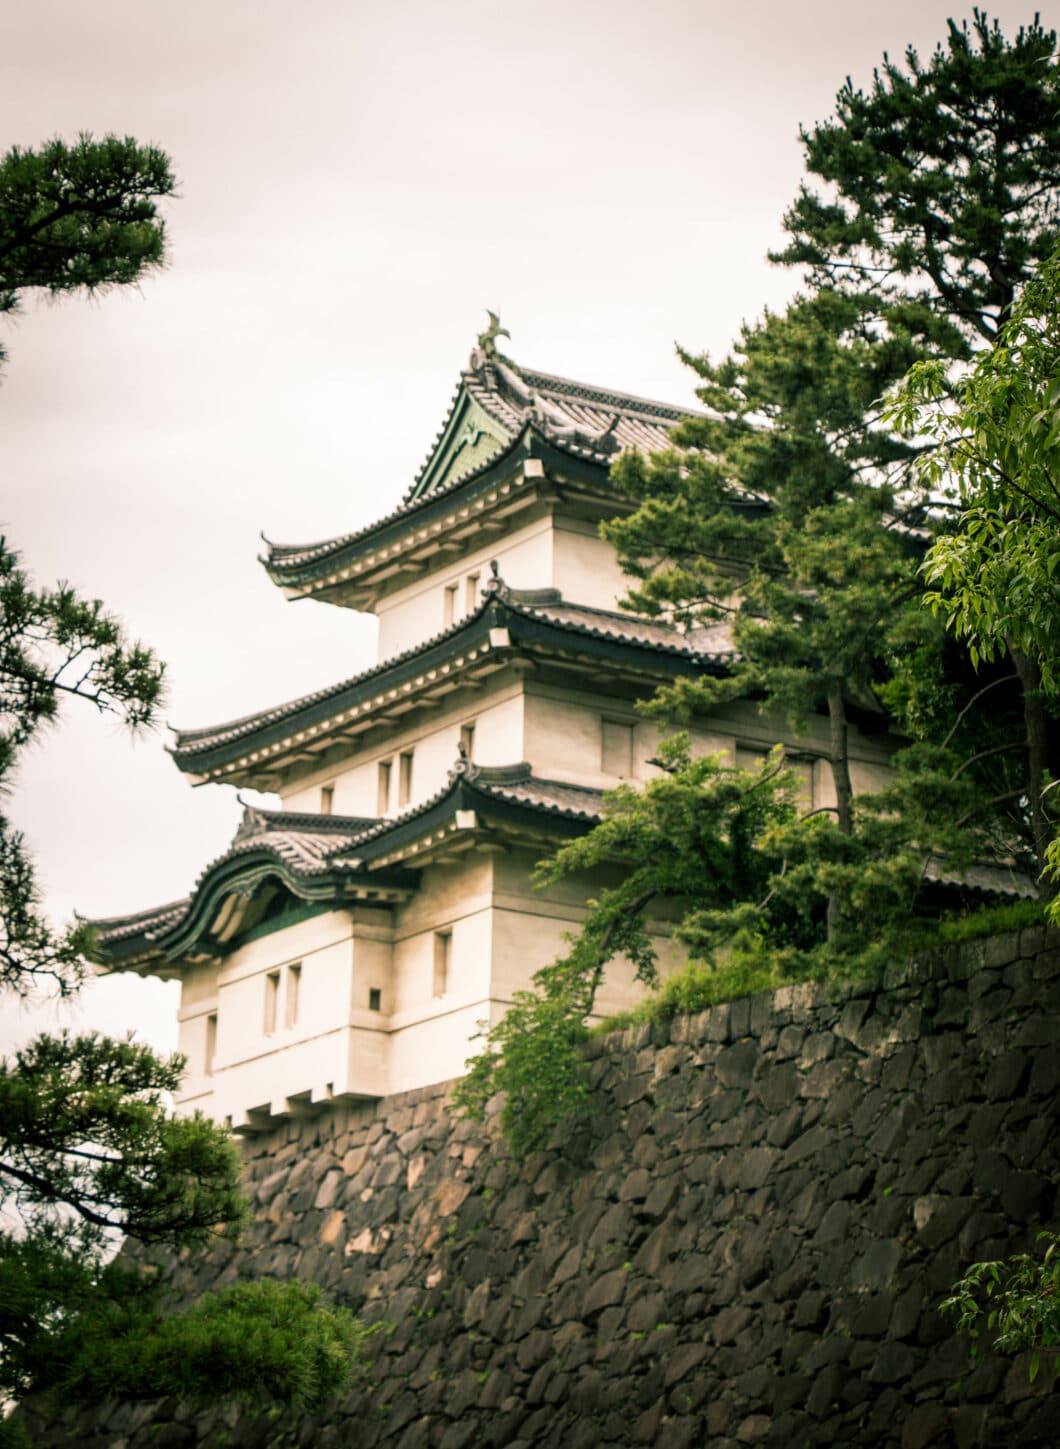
[24,1279,373,1413]
[773,9,1060,881]
[942,1232,1060,1384]
[460,14,1060,1157]
[0,137,367,1418]
[0,539,165,996]
[454,742,801,1156]
[889,244,1060,896]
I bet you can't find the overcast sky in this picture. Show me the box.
[1,0,1046,1053]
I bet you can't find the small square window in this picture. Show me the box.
[433,930,451,997]
[602,720,634,778]
[443,583,459,627]
[460,722,475,760]
[368,988,382,1012]
[263,971,280,1035]
[320,784,334,816]
[398,751,414,807]
[205,1013,217,1077]
[285,963,301,1029]
[465,573,480,612]
[377,759,392,815]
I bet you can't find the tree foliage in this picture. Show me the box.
[891,246,1060,691]
[0,134,174,368]
[889,244,1060,901]
[28,1279,373,1412]
[459,13,1060,1158]
[0,135,365,1416]
[453,742,800,1157]
[606,288,930,846]
[942,1232,1060,1384]
[775,10,1060,345]
[0,538,165,995]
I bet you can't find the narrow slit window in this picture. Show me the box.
[368,987,382,1012]
[398,751,413,807]
[602,720,634,778]
[285,963,301,1029]
[263,971,280,1035]
[443,583,458,627]
[320,784,334,816]
[377,759,392,816]
[433,930,451,997]
[205,1013,217,1077]
[460,722,475,760]
[465,573,480,613]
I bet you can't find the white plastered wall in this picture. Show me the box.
[375,519,553,658]
[551,517,638,613]
[175,908,389,1124]
[280,686,526,819]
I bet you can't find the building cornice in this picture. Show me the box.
[168,587,735,789]
[89,765,609,975]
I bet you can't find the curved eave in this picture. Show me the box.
[262,428,538,594]
[92,773,604,975]
[170,600,729,787]
[340,771,602,872]
[261,428,623,605]
[94,845,418,972]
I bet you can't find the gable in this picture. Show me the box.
[411,391,510,500]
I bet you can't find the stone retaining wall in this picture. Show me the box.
[22,929,1060,1447]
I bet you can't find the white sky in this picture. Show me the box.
[0,0,1045,1053]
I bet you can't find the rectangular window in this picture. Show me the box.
[368,987,382,1012]
[460,722,475,760]
[443,583,459,627]
[320,784,334,816]
[284,963,301,1029]
[263,971,280,1035]
[465,573,480,612]
[433,931,451,997]
[398,751,414,807]
[602,720,634,778]
[205,1013,217,1077]
[377,759,392,815]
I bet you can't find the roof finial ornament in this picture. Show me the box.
[479,310,510,359]
[233,800,268,844]
[482,558,511,601]
[470,310,511,372]
[450,738,480,782]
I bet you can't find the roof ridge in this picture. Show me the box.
[516,361,701,422]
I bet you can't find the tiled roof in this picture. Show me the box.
[446,356,691,482]
[473,768,604,823]
[519,595,735,660]
[169,589,731,771]
[90,766,609,959]
[263,345,701,581]
[169,600,497,757]
[92,808,380,949]
[89,899,189,945]
[923,859,1038,900]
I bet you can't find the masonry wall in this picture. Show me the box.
[22,928,1060,1448]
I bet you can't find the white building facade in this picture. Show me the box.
[94,328,899,1132]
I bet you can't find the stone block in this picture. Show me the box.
[852,1238,903,1291]
[901,1402,949,1449]
[582,1268,628,1317]
[983,931,1020,968]
[715,1040,758,1088]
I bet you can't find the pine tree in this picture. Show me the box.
[769,10,1060,884]
[0,137,365,1416]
